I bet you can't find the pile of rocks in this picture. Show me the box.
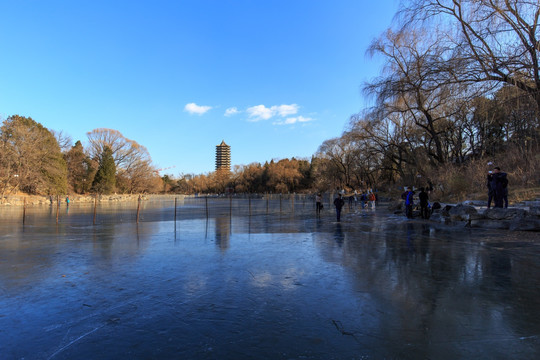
[388,199,540,231]
[432,204,540,231]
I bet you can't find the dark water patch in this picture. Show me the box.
[484,241,538,249]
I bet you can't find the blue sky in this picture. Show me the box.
[0,0,398,175]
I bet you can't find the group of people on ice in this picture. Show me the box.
[401,187,431,219]
[316,188,378,222]
[334,189,378,210]
[348,189,377,210]
[318,165,509,222]
[402,165,509,219]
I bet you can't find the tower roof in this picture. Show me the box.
[218,140,228,146]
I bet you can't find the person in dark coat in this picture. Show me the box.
[492,167,508,208]
[418,187,429,219]
[487,171,495,208]
[333,194,345,222]
[315,193,323,215]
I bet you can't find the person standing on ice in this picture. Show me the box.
[333,193,345,222]
[368,190,376,209]
[492,167,508,208]
[360,191,368,209]
[405,187,415,219]
[315,193,323,215]
[487,171,495,208]
[418,187,429,219]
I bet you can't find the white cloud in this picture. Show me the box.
[246,105,274,121]
[184,103,212,115]
[273,115,313,126]
[297,115,312,123]
[224,107,239,117]
[246,103,299,121]
[272,104,299,117]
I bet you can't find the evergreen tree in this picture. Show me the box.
[65,141,96,194]
[92,146,116,194]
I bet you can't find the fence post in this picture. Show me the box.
[136,195,141,223]
[93,195,97,225]
[205,196,209,218]
[249,194,252,216]
[56,195,59,224]
[280,194,282,213]
[23,197,26,225]
[174,197,177,222]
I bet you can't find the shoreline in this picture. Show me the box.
[0,194,187,206]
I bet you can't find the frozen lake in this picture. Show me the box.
[1,197,540,359]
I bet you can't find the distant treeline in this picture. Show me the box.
[2,1,538,200]
[0,120,162,198]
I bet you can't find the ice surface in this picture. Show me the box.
[1,198,539,359]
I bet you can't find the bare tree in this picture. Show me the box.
[51,129,73,153]
[400,0,540,110]
[366,26,487,164]
[315,137,361,189]
[86,128,158,193]
[87,128,152,168]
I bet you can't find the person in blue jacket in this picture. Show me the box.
[405,187,415,219]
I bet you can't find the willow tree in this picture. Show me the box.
[400,0,540,110]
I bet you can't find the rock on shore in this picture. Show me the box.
[388,199,540,231]
[434,204,540,231]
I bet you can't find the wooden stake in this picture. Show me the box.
[23,197,26,225]
[93,195,97,225]
[137,195,141,223]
